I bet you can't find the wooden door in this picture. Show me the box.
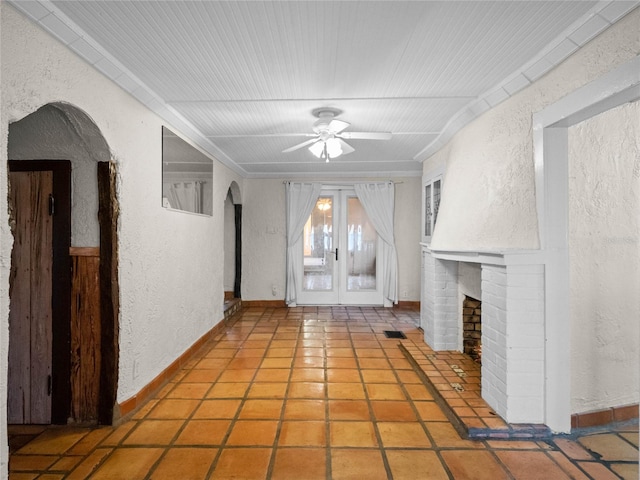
[8,170,54,424]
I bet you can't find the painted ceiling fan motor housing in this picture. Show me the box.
[312,108,346,134]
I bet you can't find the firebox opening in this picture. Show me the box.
[463,296,481,364]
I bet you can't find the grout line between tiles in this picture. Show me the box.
[9,306,636,480]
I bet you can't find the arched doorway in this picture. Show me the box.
[7,103,119,425]
[224,182,242,305]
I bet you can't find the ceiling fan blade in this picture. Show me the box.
[282,137,318,153]
[328,119,350,134]
[337,138,355,155]
[339,131,392,140]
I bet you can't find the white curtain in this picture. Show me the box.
[355,182,398,303]
[167,181,203,213]
[285,182,322,305]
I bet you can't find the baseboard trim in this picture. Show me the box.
[571,403,638,429]
[242,300,287,308]
[241,300,419,309]
[394,301,420,310]
[115,318,227,423]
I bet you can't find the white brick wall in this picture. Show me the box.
[481,265,509,417]
[421,246,546,425]
[481,263,545,423]
[422,250,458,350]
[505,264,545,423]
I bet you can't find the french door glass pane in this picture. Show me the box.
[303,196,333,291]
[346,196,376,291]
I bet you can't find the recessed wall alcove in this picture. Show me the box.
[7,102,119,425]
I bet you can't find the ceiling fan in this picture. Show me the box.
[282,108,392,162]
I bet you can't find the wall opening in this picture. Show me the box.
[223,182,242,318]
[7,102,119,425]
[534,55,640,432]
[223,189,236,301]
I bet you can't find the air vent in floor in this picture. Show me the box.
[383,330,406,339]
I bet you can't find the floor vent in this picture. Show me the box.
[383,330,406,339]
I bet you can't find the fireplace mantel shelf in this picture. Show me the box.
[420,243,544,266]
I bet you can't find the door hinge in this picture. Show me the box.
[48,194,55,216]
[47,375,52,396]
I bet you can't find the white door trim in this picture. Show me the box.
[533,55,640,433]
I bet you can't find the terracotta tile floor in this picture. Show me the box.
[8,306,639,479]
[401,344,553,439]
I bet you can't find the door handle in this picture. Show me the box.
[334,248,338,261]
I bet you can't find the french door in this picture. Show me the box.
[296,189,383,305]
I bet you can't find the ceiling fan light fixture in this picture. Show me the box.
[309,138,343,162]
[308,141,325,158]
[325,137,343,158]
[284,107,391,158]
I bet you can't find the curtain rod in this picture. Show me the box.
[283,180,403,185]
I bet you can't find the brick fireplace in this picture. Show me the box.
[421,245,545,425]
[462,296,481,363]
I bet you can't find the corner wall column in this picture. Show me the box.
[422,249,458,350]
[481,263,545,423]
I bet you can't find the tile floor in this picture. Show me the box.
[8,306,639,479]
[401,344,551,440]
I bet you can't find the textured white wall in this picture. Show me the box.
[423,9,640,414]
[242,179,288,300]
[242,178,422,302]
[0,15,9,474]
[568,101,640,413]
[394,177,422,301]
[8,104,104,247]
[425,8,640,251]
[0,3,243,444]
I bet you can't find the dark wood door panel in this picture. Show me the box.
[8,160,71,425]
[8,172,33,424]
[8,171,53,424]
[70,251,101,423]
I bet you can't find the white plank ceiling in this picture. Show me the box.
[9,1,638,178]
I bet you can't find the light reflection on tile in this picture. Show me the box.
[8,306,635,480]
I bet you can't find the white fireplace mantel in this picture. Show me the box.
[421,243,544,266]
[420,243,546,424]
